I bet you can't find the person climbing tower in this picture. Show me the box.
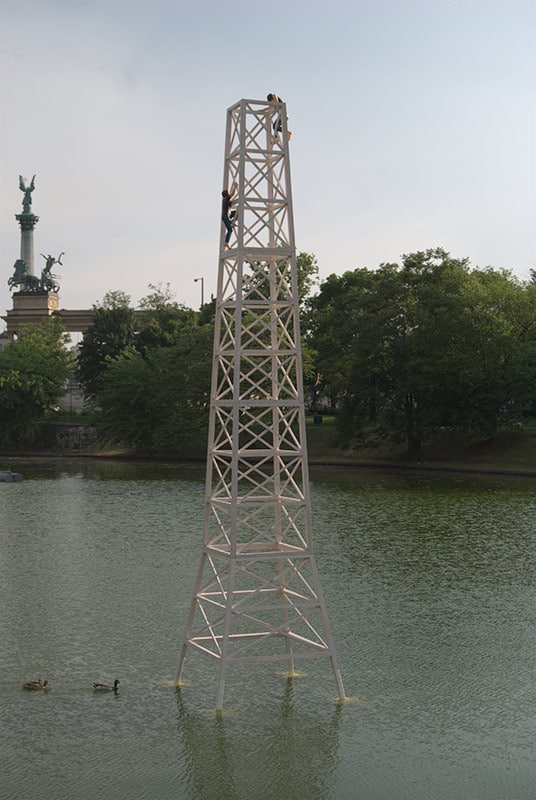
[221,180,238,247]
[267,94,292,139]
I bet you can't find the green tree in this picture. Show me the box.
[0,318,73,447]
[295,252,321,396]
[136,283,198,352]
[296,251,320,305]
[95,325,213,455]
[77,290,136,398]
[309,249,536,451]
[198,295,216,326]
[454,267,536,435]
[306,267,377,408]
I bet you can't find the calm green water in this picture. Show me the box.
[1,458,534,800]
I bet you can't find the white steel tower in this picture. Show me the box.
[177,98,345,710]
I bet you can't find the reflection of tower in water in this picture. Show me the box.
[174,682,343,800]
[177,98,345,710]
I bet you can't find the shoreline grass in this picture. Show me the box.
[305,417,536,475]
[2,417,535,476]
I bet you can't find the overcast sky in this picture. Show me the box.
[1,0,534,316]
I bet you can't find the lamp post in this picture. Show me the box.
[194,277,204,307]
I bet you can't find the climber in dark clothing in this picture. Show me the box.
[221,181,238,246]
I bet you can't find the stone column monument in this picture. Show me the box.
[16,175,39,275]
[3,176,63,337]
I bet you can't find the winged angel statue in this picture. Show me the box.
[19,174,36,213]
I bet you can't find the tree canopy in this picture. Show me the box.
[75,285,214,455]
[136,283,198,353]
[76,290,137,398]
[307,249,536,451]
[72,250,536,457]
[96,324,213,456]
[0,318,73,447]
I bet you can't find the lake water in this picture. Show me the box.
[1,458,534,800]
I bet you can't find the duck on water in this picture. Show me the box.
[93,679,120,692]
[23,679,49,690]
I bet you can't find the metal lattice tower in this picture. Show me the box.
[177,98,345,710]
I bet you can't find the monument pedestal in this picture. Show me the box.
[3,292,60,337]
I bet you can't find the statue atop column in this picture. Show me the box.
[15,173,39,277]
[19,174,36,214]
[8,174,64,294]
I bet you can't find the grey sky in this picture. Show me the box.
[1,0,534,313]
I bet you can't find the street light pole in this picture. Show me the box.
[194,277,204,307]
